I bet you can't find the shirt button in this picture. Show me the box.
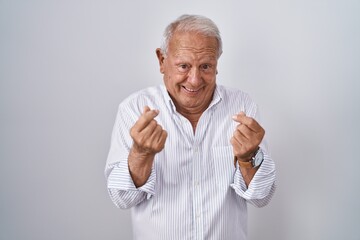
[194,147,199,153]
[195,181,200,186]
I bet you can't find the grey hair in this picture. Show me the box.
[160,14,223,58]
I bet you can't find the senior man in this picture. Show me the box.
[105,14,276,240]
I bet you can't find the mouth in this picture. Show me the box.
[182,86,202,94]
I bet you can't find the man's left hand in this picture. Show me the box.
[230,112,265,162]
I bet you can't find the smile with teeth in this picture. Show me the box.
[182,86,202,93]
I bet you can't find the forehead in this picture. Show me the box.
[168,31,218,57]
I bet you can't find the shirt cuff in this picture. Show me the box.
[230,154,275,200]
[107,160,156,199]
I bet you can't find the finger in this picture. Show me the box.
[230,136,245,158]
[231,111,245,123]
[232,112,261,132]
[156,130,168,147]
[134,108,160,132]
[139,119,158,137]
[149,128,167,152]
[133,124,162,150]
[231,134,255,158]
[148,124,162,139]
[236,124,253,140]
[143,106,151,114]
[230,136,242,149]
[233,128,248,144]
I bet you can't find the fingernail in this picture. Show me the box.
[232,115,237,120]
[143,106,150,113]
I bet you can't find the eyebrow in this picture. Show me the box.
[173,54,217,62]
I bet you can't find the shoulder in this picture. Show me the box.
[118,85,164,112]
[216,84,254,104]
[216,85,258,117]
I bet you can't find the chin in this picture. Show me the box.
[181,99,204,109]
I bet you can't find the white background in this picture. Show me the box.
[1,1,359,239]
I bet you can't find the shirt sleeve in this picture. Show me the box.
[105,104,156,209]
[230,99,276,207]
[230,145,276,207]
[106,161,156,209]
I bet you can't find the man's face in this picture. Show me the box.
[156,32,219,113]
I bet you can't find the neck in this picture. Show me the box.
[174,102,210,133]
[168,90,215,133]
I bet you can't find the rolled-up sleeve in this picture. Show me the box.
[106,160,156,209]
[230,102,276,207]
[230,146,276,207]
[105,104,156,209]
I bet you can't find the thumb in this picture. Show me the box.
[232,111,246,122]
[143,106,151,114]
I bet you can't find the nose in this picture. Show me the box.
[187,67,202,86]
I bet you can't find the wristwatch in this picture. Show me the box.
[237,148,264,169]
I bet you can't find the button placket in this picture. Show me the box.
[192,144,203,239]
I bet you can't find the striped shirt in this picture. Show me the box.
[105,84,276,240]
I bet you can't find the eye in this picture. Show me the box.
[200,64,212,72]
[177,64,190,73]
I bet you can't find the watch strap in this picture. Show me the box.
[234,147,263,169]
[234,156,253,168]
[238,160,253,168]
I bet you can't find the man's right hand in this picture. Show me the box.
[128,106,167,187]
[130,106,167,155]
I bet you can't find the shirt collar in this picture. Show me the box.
[159,84,176,113]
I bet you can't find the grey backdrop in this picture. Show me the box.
[1,1,359,240]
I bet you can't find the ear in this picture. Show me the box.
[156,48,165,74]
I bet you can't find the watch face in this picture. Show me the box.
[252,149,264,167]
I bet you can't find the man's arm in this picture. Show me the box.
[128,106,167,187]
[230,112,265,187]
[230,111,276,207]
[105,106,167,209]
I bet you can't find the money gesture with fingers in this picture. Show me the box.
[230,112,265,162]
[130,106,168,155]
[128,106,168,187]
